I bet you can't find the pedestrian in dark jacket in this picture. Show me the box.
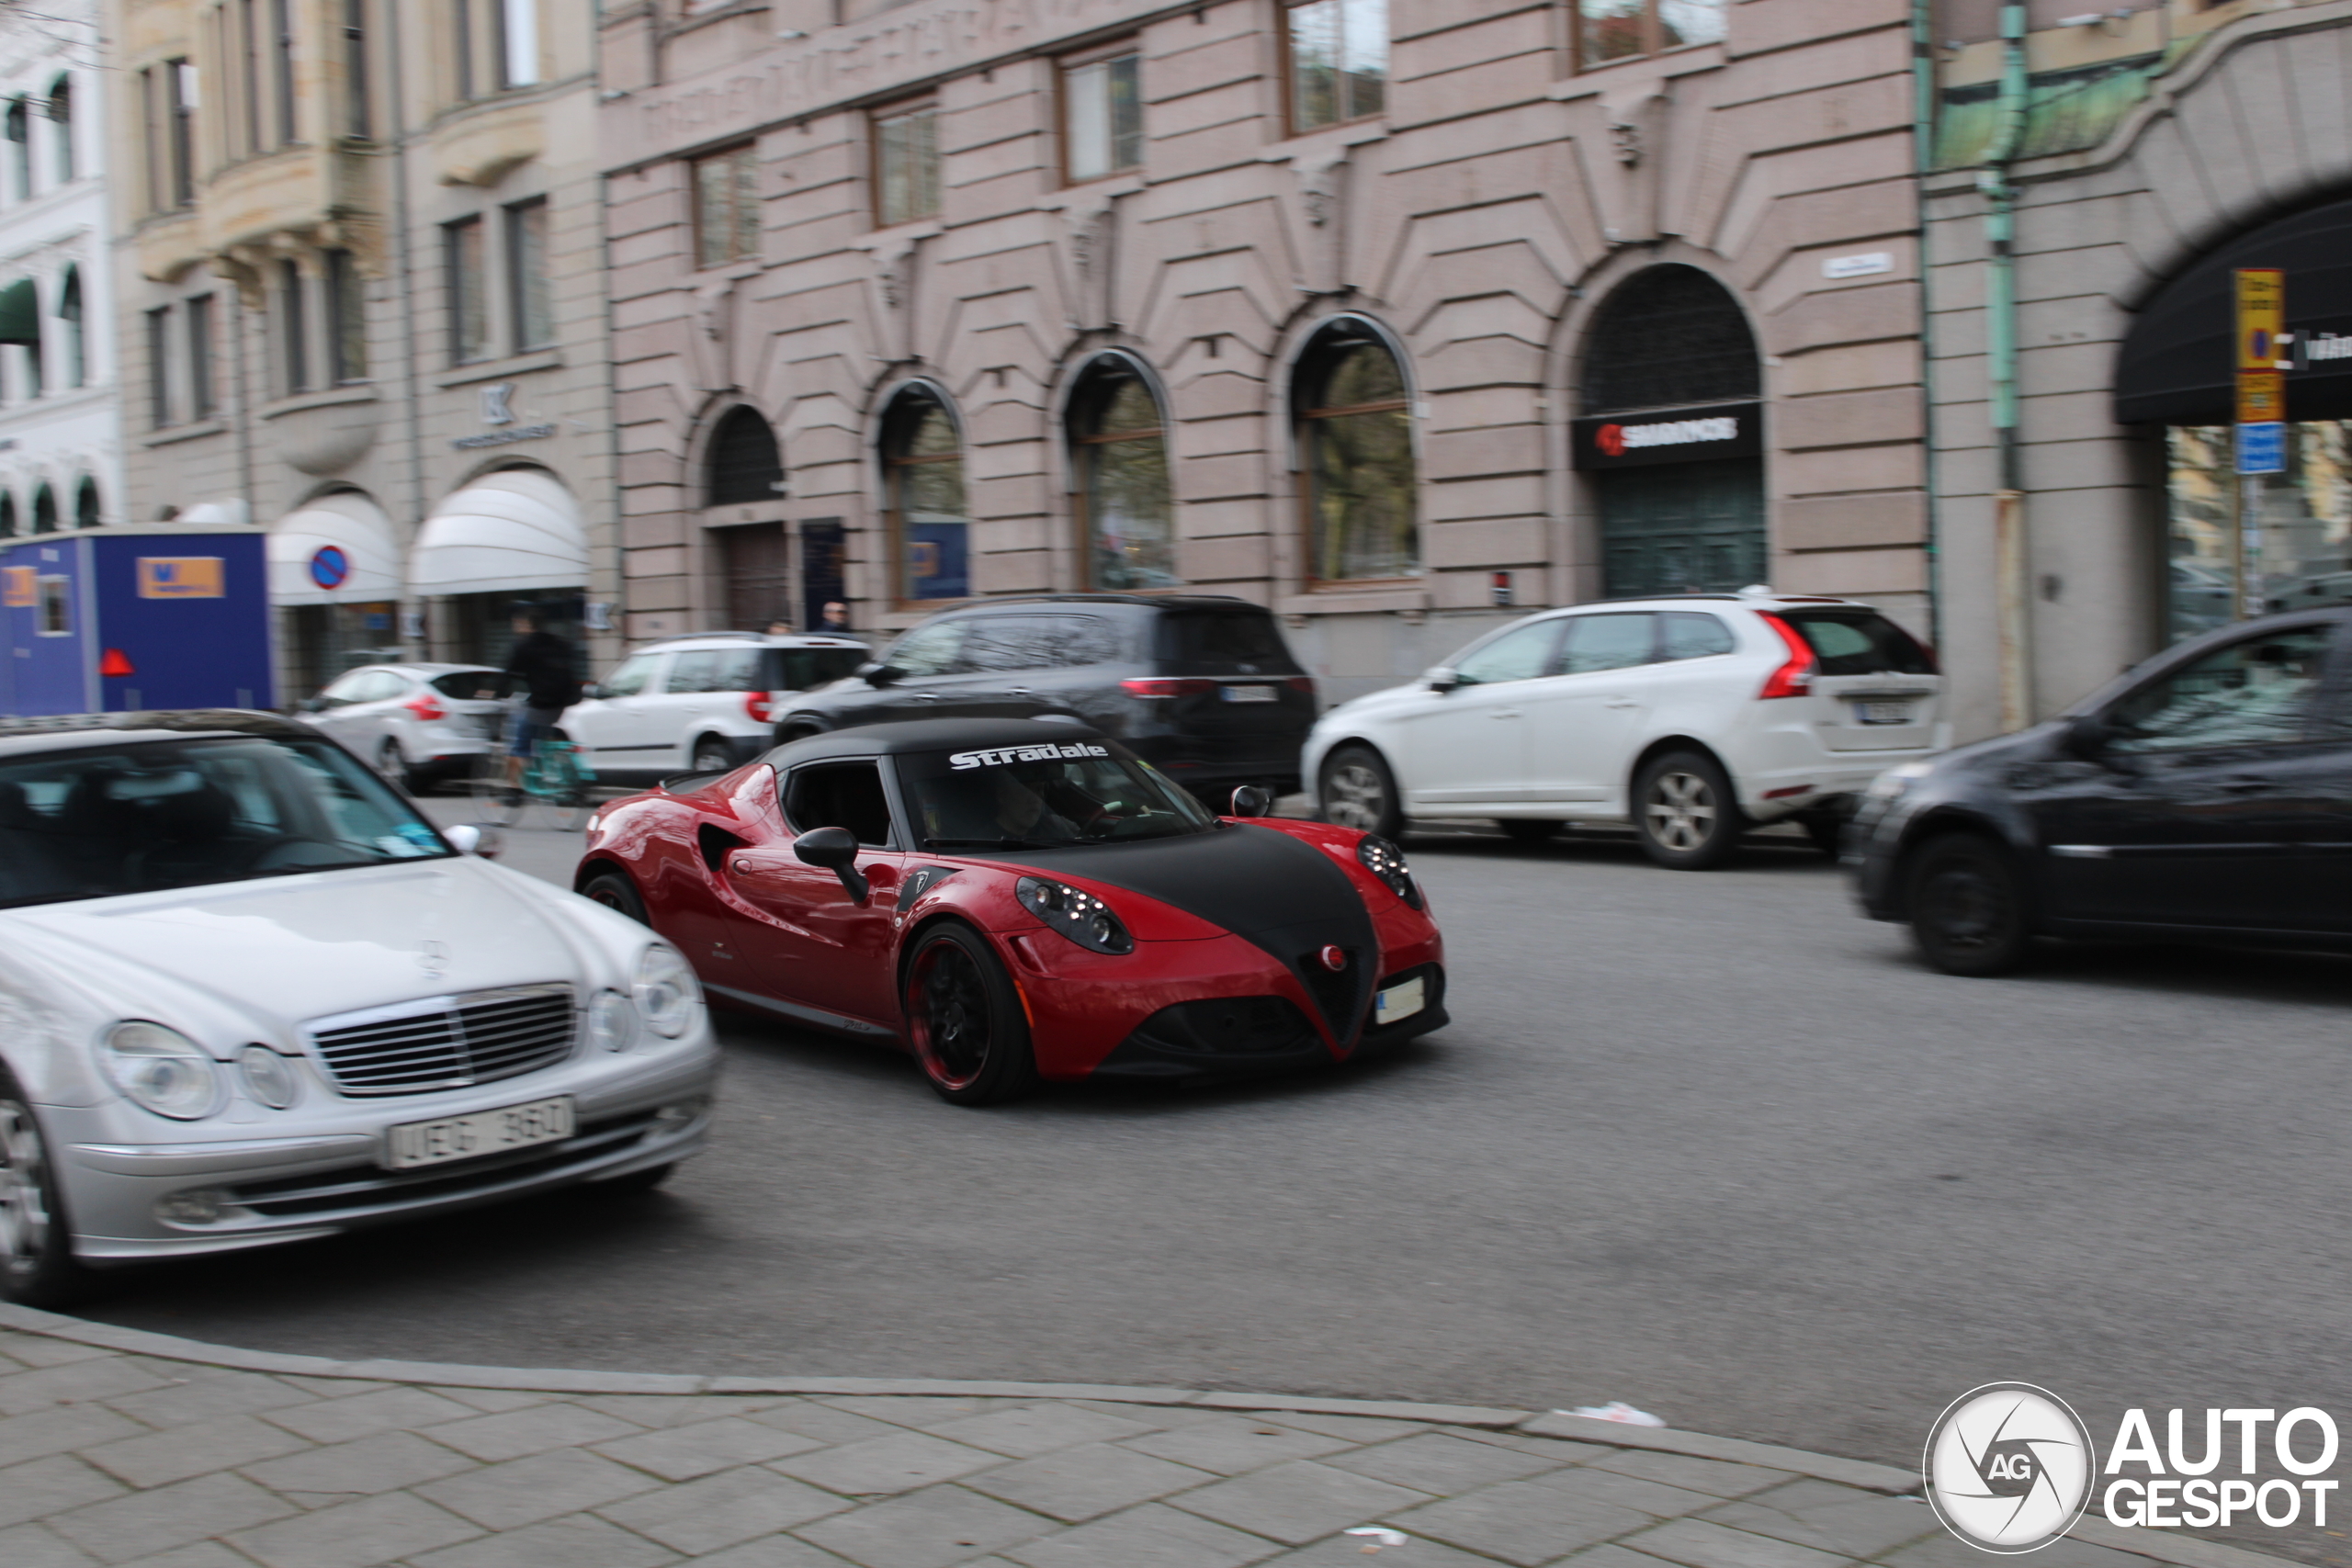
[502,609,579,792]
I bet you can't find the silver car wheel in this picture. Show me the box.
[692,739,735,773]
[0,1099,54,1278]
[1323,761,1387,832]
[376,738,406,783]
[1645,769,1717,852]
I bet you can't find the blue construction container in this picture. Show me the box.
[0,530,274,716]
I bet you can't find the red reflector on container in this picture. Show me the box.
[99,649,135,676]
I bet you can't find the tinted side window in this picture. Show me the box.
[1780,612,1936,676]
[601,654,662,699]
[353,671,406,703]
[1451,621,1562,686]
[958,615,1057,672]
[1660,613,1736,660]
[431,671,515,700]
[710,649,764,692]
[1155,611,1301,673]
[2106,626,2335,752]
[887,620,966,676]
[1044,615,1122,668]
[667,651,725,693]
[770,648,869,691]
[784,761,896,846]
[1560,614,1657,673]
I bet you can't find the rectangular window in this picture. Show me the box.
[506,198,553,348]
[691,145,760,267]
[187,295,215,419]
[278,257,309,394]
[498,0,540,88]
[325,250,367,382]
[238,0,262,153]
[873,103,940,227]
[146,306,173,428]
[6,98,30,201]
[1062,50,1141,183]
[454,0,474,100]
[272,0,296,142]
[345,0,369,138]
[139,67,159,209]
[167,59,197,205]
[447,216,490,363]
[37,577,70,636]
[1286,0,1385,133]
[1576,0,1725,70]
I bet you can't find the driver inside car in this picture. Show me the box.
[992,771,1081,843]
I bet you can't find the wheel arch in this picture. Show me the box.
[1627,735,1731,804]
[1886,805,2038,921]
[573,852,638,896]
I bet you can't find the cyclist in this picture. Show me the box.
[499,606,582,803]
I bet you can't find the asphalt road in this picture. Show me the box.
[81,803,2352,1562]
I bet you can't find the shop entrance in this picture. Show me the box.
[717,524,792,629]
[1576,265,1766,597]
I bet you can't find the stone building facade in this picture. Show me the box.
[1926,0,2352,738]
[106,0,619,702]
[599,0,1934,702]
[0,0,122,541]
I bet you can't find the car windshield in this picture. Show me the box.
[899,739,1216,849]
[0,734,454,908]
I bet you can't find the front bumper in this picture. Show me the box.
[1090,961,1449,1078]
[50,1037,721,1264]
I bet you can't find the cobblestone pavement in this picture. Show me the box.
[0,1310,2282,1568]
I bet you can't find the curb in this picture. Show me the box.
[0,1304,2286,1568]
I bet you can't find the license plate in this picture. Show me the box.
[1223,684,1278,704]
[1854,700,1913,726]
[386,1096,574,1170]
[1374,976,1425,1025]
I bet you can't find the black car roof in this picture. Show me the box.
[761,717,1112,767]
[0,709,313,760]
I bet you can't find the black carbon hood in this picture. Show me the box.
[968,825,1380,1043]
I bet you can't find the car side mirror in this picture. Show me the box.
[794,825,870,901]
[583,683,609,701]
[1228,785,1272,818]
[444,824,501,859]
[858,661,903,687]
[1425,668,1460,694]
[300,696,330,713]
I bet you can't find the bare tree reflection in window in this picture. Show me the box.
[1296,324,1418,582]
[1072,364,1175,590]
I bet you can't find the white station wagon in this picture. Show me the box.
[0,712,720,1306]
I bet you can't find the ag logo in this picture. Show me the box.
[1925,1383,2094,1553]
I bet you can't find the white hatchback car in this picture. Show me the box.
[1306,590,1948,868]
[565,632,870,785]
[294,663,515,791]
[0,712,720,1306]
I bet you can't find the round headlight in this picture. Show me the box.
[100,1022,223,1121]
[587,988,638,1052]
[236,1045,300,1110]
[633,946,701,1039]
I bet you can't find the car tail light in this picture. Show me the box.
[1756,615,1815,700]
[744,692,776,723]
[403,692,446,721]
[1286,676,1317,697]
[1120,678,1216,699]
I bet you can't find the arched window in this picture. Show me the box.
[706,406,783,506]
[74,478,98,528]
[1295,320,1418,582]
[47,76,72,184]
[1579,263,1758,413]
[31,484,57,535]
[1069,357,1175,590]
[57,268,82,389]
[879,385,968,604]
[3,99,27,200]
[0,494,15,536]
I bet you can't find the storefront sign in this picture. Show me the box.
[136,558,226,599]
[2237,270,2287,473]
[1572,401,1763,469]
[452,423,556,450]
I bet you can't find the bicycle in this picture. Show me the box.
[470,733,598,832]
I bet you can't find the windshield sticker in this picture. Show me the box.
[949,743,1111,770]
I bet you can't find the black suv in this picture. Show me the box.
[769,595,1317,799]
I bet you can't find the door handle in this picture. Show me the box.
[912,692,941,703]
[1603,696,1639,709]
[1009,687,1035,697]
[1489,709,1521,719]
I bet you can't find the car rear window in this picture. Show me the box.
[429,671,515,699]
[1777,612,1937,676]
[1154,610,1302,674]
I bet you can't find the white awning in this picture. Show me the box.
[177,499,251,528]
[269,493,401,606]
[411,469,587,597]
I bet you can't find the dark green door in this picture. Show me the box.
[1598,457,1766,597]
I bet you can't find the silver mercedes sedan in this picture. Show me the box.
[0,710,720,1306]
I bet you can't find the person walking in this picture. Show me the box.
[817,600,851,635]
[501,606,581,798]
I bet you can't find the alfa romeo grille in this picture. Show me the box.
[307,985,575,1097]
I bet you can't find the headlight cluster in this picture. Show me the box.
[633,945,703,1038]
[1016,876,1135,954]
[1355,834,1421,908]
[100,1022,223,1120]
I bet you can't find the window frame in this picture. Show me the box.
[344,0,370,139]
[186,295,215,419]
[1292,319,1420,588]
[505,197,553,348]
[1280,0,1388,139]
[1572,0,1728,73]
[324,248,367,384]
[166,60,197,207]
[270,0,297,145]
[445,215,491,365]
[1068,356,1177,592]
[496,0,541,90]
[57,268,83,389]
[878,384,968,609]
[4,98,28,202]
[870,98,941,230]
[1057,40,1143,186]
[277,257,309,395]
[47,76,73,184]
[689,144,760,270]
[146,305,173,428]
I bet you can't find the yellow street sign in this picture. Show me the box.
[2237,268,2285,371]
[2237,370,2285,423]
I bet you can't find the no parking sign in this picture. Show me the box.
[309,546,350,591]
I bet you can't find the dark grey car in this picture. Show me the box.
[769,596,1317,799]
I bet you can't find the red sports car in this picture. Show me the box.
[572,718,1448,1104]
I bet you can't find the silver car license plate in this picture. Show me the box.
[1854,700,1912,726]
[1223,684,1278,704]
[386,1095,574,1169]
[1374,976,1425,1024]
